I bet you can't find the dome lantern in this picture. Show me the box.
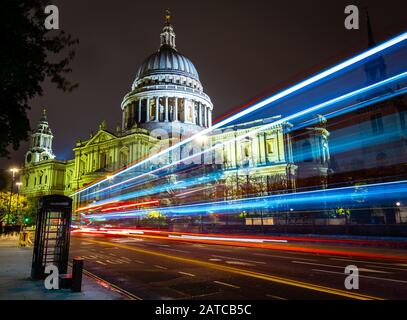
[160,9,176,49]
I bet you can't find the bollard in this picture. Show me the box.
[19,231,28,247]
[71,257,84,292]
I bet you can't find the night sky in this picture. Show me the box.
[2,0,407,169]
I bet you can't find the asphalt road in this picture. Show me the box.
[70,233,407,300]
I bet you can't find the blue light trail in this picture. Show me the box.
[72,31,407,198]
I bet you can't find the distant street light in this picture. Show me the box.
[15,182,23,224]
[396,202,401,207]
[7,168,19,225]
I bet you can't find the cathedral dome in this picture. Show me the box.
[121,10,213,135]
[135,45,199,81]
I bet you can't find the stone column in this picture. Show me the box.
[191,100,196,124]
[155,97,159,122]
[146,97,150,122]
[165,96,169,122]
[208,109,212,127]
[199,103,202,126]
[138,99,141,122]
[174,97,178,121]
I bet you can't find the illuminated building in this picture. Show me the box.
[326,14,407,224]
[21,11,329,220]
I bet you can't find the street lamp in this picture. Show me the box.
[7,168,19,226]
[15,182,23,225]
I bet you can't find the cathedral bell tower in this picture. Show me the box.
[25,109,55,165]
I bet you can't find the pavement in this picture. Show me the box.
[0,236,125,300]
[70,232,407,300]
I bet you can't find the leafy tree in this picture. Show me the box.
[0,191,32,224]
[143,210,167,226]
[0,0,78,157]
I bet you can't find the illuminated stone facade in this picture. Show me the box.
[21,12,330,213]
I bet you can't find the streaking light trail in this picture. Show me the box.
[83,180,407,220]
[79,71,407,199]
[100,200,159,212]
[71,31,407,197]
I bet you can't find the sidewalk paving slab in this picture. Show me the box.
[0,239,126,300]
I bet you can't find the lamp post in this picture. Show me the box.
[7,168,19,226]
[15,182,22,225]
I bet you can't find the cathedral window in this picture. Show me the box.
[159,97,165,122]
[266,140,274,154]
[45,175,48,184]
[149,99,156,121]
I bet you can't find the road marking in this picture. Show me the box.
[365,265,407,272]
[82,239,383,300]
[214,281,240,289]
[331,258,407,267]
[225,261,254,266]
[112,238,143,243]
[120,256,131,261]
[134,260,145,264]
[198,247,233,253]
[212,254,266,265]
[253,253,316,261]
[106,259,120,264]
[161,247,191,253]
[95,260,107,265]
[312,269,407,284]
[154,265,168,270]
[266,294,288,300]
[109,253,117,256]
[209,258,222,261]
[292,261,390,274]
[178,271,196,277]
[116,259,130,264]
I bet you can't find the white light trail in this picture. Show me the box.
[71,31,407,197]
[78,71,407,197]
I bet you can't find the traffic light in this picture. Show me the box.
[24,217,30,224]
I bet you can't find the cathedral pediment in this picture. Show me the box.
[84,130,117,147]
